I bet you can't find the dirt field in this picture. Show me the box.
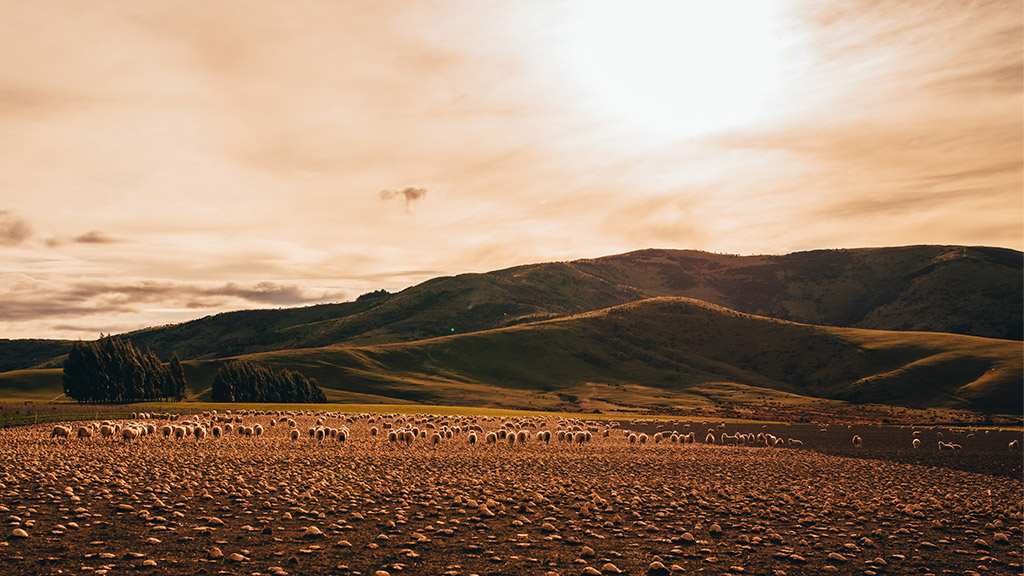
[1,412,1021,576]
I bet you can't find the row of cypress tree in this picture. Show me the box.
[62,336,187,403]
[210,359,326,403]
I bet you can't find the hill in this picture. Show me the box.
[0,245,1019,414]
[7,244,1014,370]
[167,297,1024,414]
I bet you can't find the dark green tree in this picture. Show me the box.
[168,353,187,401]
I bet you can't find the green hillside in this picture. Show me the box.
[0,245,1019,414]
[164,297,1021,414]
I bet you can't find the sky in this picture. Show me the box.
[1,0,1021,340]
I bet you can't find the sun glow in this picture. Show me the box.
[558,1,792,140]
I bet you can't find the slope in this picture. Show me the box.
[181,297,1022,413]
[2,245,1019,372]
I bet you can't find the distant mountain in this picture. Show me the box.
[115,244,1021,358]
[171,296,1021,413]
[1,245,1020,412]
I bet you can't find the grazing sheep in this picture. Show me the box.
[485,432,498,444]
[705,433,715,444]
[254,424,264,437]
[51,425,71,439]
[517,430,529,444]
[121,427,140,442]
[432,432,442,445]
[76,426,93,439]
[852,435,863,448]
[290,429,301,441]
[194,426,207,441]
[160,424,172,437]
[788,438,803,447]
[468,432,478,445]
[337,428,348,442]
[387,430,399,443]
[1010,439,1019,450]
[212,426,222,438]
[912,438,921,449]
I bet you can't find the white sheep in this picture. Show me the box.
[912,438,921,449]
[51,425,71,439]
[76,426,93,440]
[290,428,301,441]
[1010,439,1019,450]
[852,435,863,448]
[788,438,803,447]
[121,427,140,442]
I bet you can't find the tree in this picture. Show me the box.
[168,353,187,401]
[210,360,325,403]
[61,335,181,404]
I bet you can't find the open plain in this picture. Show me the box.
[1,412,1021,576]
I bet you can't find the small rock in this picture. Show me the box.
[993,533,1009,544]
[827,553,847,563]
[541,523,558,532]
[974,539,990,549]
[209,546,223,559]
[601,563,622,574]
[11,529,28,539]
[228,553,247,562]
[580,546,595,557]
[141,559,157,567]
[583,568,602,576]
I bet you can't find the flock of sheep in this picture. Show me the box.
[48,410,1022,455]
[3,409,1021,576]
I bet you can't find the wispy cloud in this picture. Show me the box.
[0,277,346,323]
[0,211,32,246]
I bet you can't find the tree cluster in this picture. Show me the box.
[210,360,326,403]
[62,336,187,403]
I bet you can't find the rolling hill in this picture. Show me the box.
[1,245,1020,413]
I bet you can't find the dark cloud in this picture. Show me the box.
[0,211,33,246]
[379,186,428,211]
[0,279,345,323]
[72,230,120,244]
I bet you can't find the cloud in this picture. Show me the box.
[42,230,122,247]
[72,230,120,244]
[0,277,346,323]
[379,186,429,211]
[0,211,32,246]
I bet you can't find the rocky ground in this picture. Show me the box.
[0,413,1021,576]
